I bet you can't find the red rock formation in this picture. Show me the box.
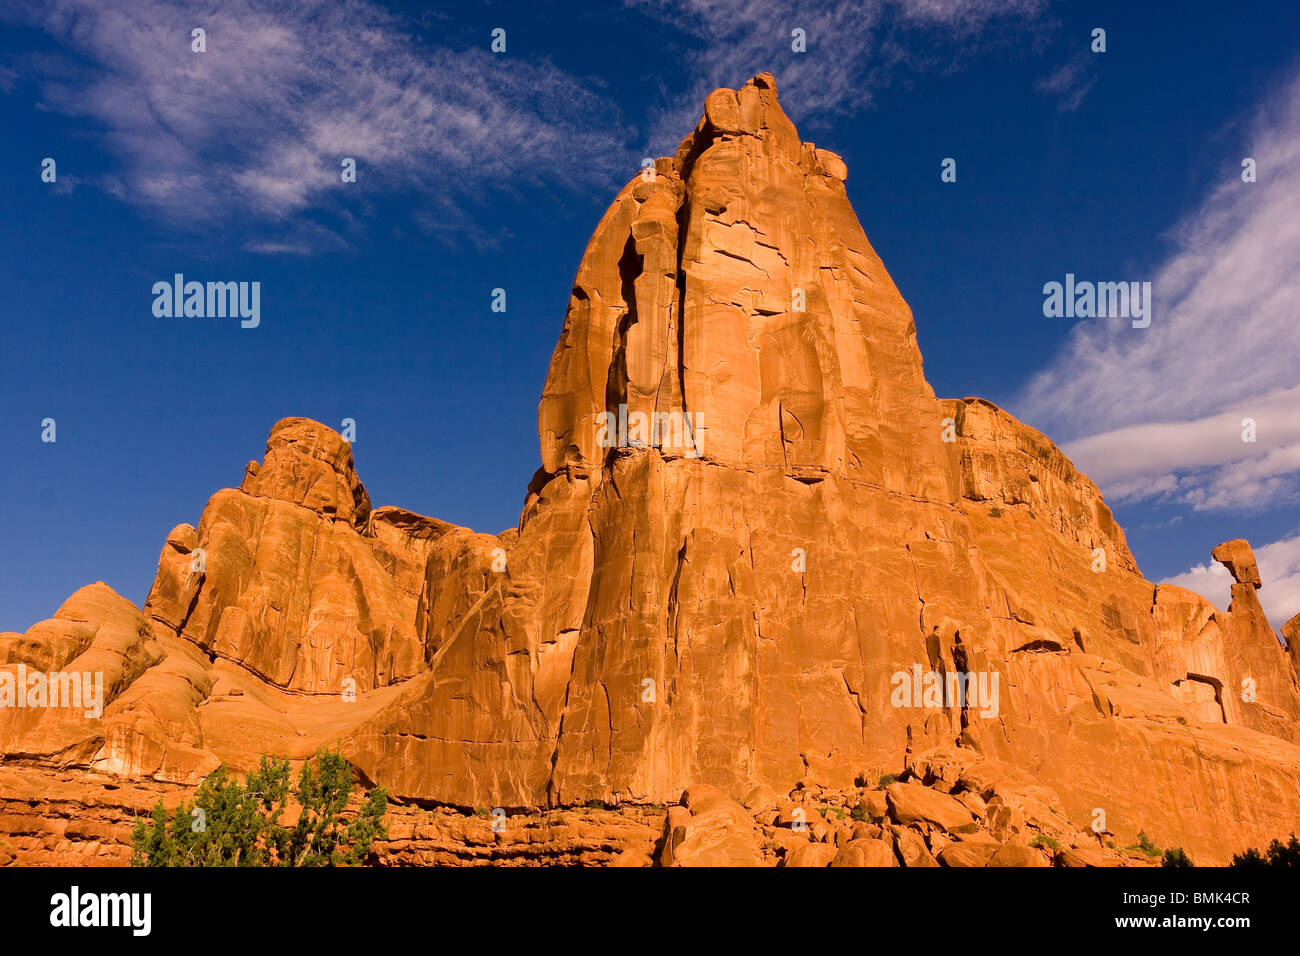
[4,74,1300,866]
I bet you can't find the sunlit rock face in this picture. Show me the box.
[538,73,956,502]
[4,75,1300,866]
[348,76,1300,865]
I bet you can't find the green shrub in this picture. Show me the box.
[877,774,898,787]
[1161,847,1193,867]
[1029,834,1060,851]
[130,747,387,867]
[1128,830,1160,858]
[1231,833,1300,867]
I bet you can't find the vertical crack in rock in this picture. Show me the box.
[951,631,972,740]
[840,669,869,743]
[673,194,692,427]
[606,233,644,419]
[599,678,615,767]
[668,539,688,667]
[777,399,789,473]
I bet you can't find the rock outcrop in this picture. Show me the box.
[3,74,1299,866]
[0,753,1158,868]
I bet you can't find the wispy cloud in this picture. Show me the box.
[1162,532,1300,633]
[1017,67,1300,511]
[624,0,1046,150]
[10,0,1053,249]
[1036,49,1099,113]
[1063,385,1300,512]
[9,0,631,250]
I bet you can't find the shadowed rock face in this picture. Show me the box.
[3,74,1299,866]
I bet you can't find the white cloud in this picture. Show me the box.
[1162,532,1300,634]
[624,0,1045,151]
[11,0,630,247]
[11,0,1053,246]
[1019,68,1300,439]
[1063,384,1300,512]
[1017,67,1300,514]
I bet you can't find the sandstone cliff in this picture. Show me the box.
[3,74,1298,866]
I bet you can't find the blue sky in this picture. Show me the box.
[2,0,1298,633]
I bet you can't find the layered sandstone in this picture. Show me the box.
[3,74,1299,866]
[0,755,1160,868]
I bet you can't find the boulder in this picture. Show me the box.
[886,782,978,834]
[893,827,940,867]
[660,789,761,867]
[986,842,1049,867]
[785,842,839,868]
[939,842,1000,867]
[831,838,898,867]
